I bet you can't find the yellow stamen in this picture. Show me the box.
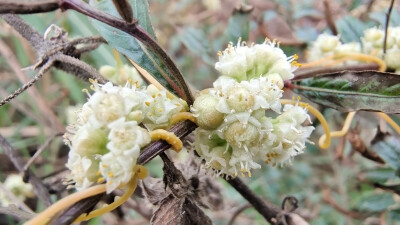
[108,172,114,178]
[169,112,197,126]
[377,112,400,135]
[145,102,151,106]
[280,99,331,149]
[149,129,183,152]
[97,177,104,183]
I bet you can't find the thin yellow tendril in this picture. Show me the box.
[280,99,331,149]
[74,166,147,223]
[169,112,197,126]
[376,112,400,135]
[301,52,386,72]
[149,129,183,152]
[319,112,356,148]
[24,185,107,225]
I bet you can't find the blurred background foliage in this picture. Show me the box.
[1,0,400,224]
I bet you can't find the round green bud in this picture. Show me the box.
[193,94,224,130]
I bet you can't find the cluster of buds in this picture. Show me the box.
[191,39,314,177]
[308,27,400,72]
[0,174,34,206]
[307,33,361,63]
[362,26,400,72]
[64,81,186,193]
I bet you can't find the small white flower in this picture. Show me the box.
[65,153,99,190]
[107,117,150,154]
[142,84,186,130]
[263,104,314,165]
[100,153,136,193]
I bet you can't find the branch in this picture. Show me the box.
[347,129,385,164]
[323,0,338,36]
[227,204,252,225]
[1,14,107,83]
[383,0,395,54]
[0,0,60,14]
[322,188,365,219]
[0,133,52,206]
[225,177,282,224]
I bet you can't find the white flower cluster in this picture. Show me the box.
[308,27,400,72]
[307,33,361,63]
[64,82,186,193]
[192,40,314,177]
[362,27,400,72]
[215,39,299,83]
[0,174,34,206]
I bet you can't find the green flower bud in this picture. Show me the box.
[192,93,224,130]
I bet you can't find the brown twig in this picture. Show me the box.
[0,37,64,132]
[112,0,134,23]
[323,0,338,35]
[322,188,365,219]
[0,205,34,221]
[227,204,252,225]
[225,177,282,224]
[22,132,64,180]
[383,0,396,54]
[347,129,385,164]
[0,133,52,206]
[0,0,60,14]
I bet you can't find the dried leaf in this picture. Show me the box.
[141,176,169,205]
[150,195,212,225]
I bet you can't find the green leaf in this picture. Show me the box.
[364,168,398,183]
[292,71,400,113]
[336,16,368,43]
[372,135,400,171]
[357,193,394,212]
[89,0,189,101]
[179,27,214,65]
[130,0,156,38]
[225,12,250,42]
[369,9,400,27]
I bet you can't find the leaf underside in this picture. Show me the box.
[292,70,400,113]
